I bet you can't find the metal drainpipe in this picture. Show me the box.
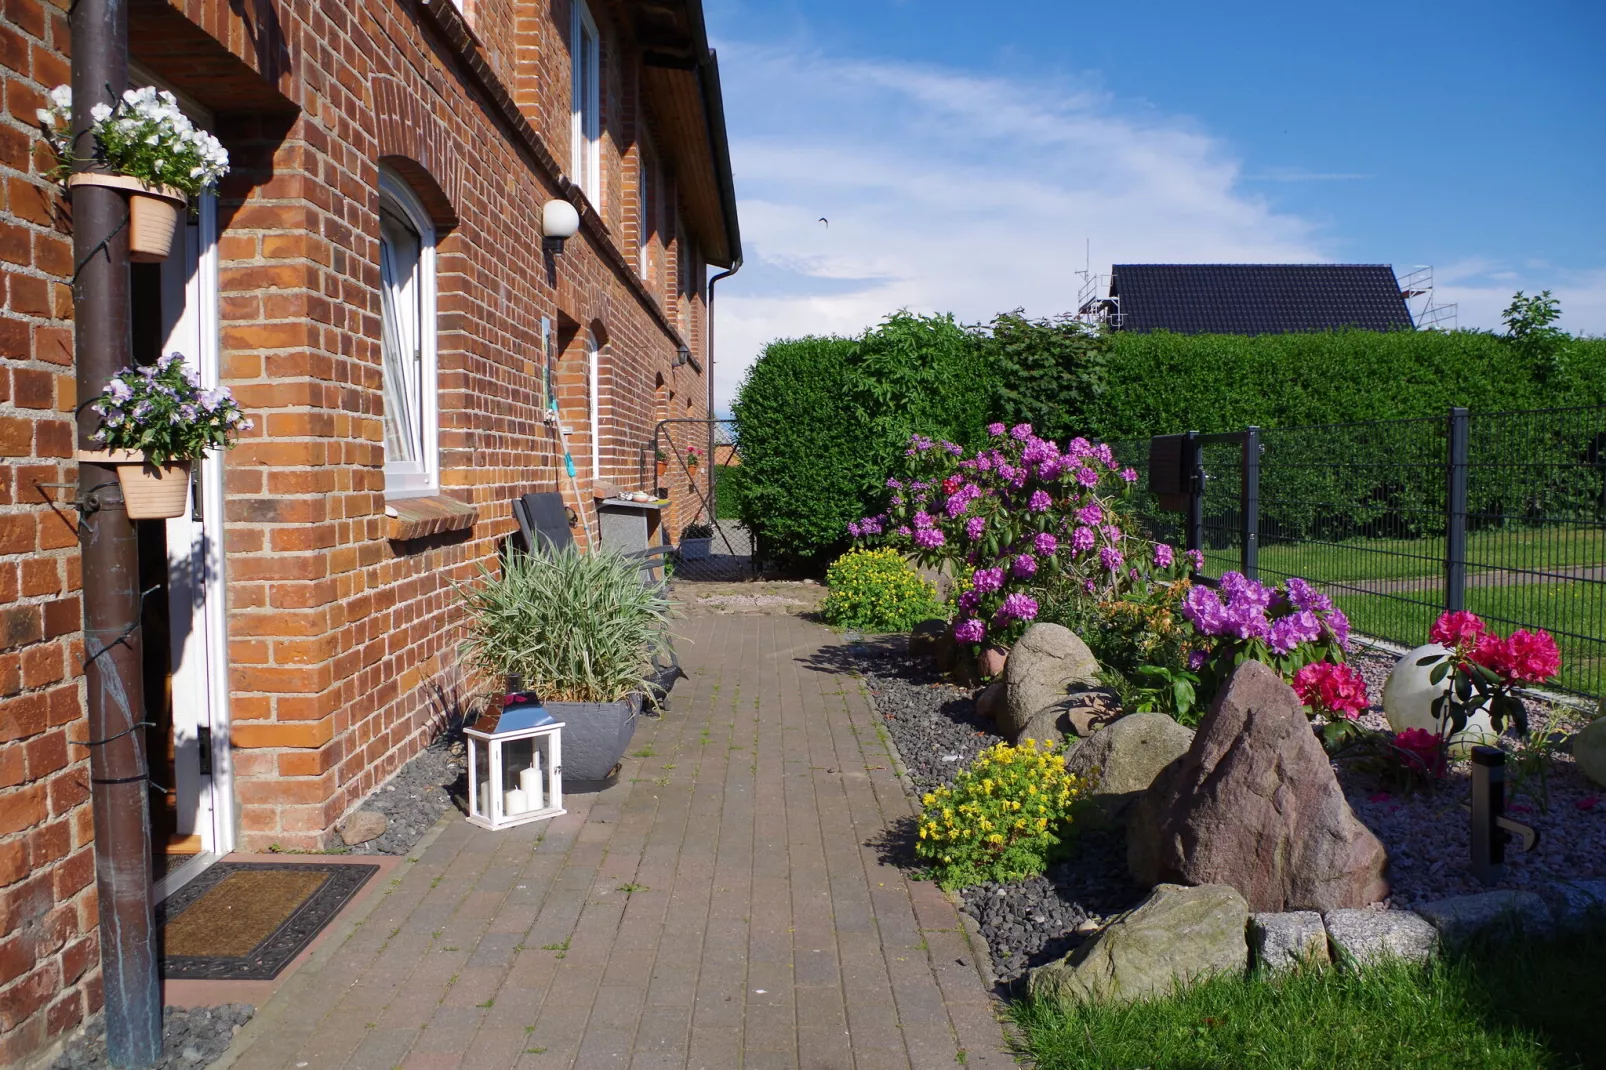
[70,0,162,1064]
[705,261,739,519]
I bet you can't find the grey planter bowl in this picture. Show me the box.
[544,693,641,781]
[679,537,713,561]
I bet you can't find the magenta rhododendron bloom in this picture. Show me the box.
[1009,423,1034,440]
[1099,546,1123,572]
[970,567,1004,593]
[1430,610,1486,651]
[995,592,1038,624]
[1075,467,1099,488]
[1072,526,1096,553]
[1286,576,1333,615]
[1034,532,1058,556]
[986,422,1006,437]
[1153,543,1174,569]
[1012,553,1037,579]
[913,527,944,550]
[965,515,986,542]
[1292,661,1368,719]
[1077,503,1103,526]
[1120,467,1138,483]
[1393,728,1446,778]
[953,617,986,643]
[1027,489,1052,512]
[1185,549,1204,571]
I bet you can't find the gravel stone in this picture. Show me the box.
[50,1005,253,1070]
[339,738,463,855]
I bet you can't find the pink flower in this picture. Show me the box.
[1075,467,1099,488]
[965,516,986,542]
[970,567,1004,593]
[1011,553,1038,579]
[1120,467,1138,483]
[1099,546,1123,572]
[1505,629,1560,682]
[913,527,945,550]
[1009,423,1034,441]
[1393,728,1446,778]
[1027,489,1052,512]
[1185,549,1204,571]
[1430,610,1486,651]
[1153,543,1174,569]
[1576,796,1600,812]
[986,422,1006,437]
[1292,661,1368,720]
[953,617,986,644]
[1071,526,1096,553]
[1034,532,1058,556]
[1076,503,1103,526]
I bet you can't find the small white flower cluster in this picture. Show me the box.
[91,352,252,464]
[37,85,229,197]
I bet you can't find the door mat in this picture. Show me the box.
[158,861,378,980]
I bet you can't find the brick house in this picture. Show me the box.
[0,0,740,1060]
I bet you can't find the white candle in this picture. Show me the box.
[478,782,490,817]
[520,761,546,803]
[504,788,528,816]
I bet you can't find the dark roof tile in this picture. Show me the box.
[1109,264,1414,334]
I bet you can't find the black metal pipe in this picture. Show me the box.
[705,262,738,520]
[70,0,162,1064]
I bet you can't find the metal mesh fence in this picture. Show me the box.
[1118,405,1606,700]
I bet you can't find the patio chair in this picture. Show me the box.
[509,492,684,709]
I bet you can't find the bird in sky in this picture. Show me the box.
[818,217,829,228]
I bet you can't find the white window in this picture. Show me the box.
[637,137,656,280]
[571,0,601,205]
[378,169,438,499]
[586,334,601,483]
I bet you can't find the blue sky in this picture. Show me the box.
[705,0,1606,409]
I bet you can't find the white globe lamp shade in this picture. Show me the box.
[542,199,581,246]
[1382,643,1497,755]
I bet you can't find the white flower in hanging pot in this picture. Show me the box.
[81,353,252,519]
[38,85,230,262]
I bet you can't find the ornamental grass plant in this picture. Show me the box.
[915,739,1092,890]
[456,548,671,704]
[819,547,941,632]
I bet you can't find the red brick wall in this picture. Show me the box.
[0,1,105,1061]
[0,0,724,1060]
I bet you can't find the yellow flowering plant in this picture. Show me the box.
[820,547,942,632]
[915,739,1094,890]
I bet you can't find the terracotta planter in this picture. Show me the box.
[67,173,187,262]
[79,449,191,519]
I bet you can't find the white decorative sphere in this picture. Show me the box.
[1383,643,1497,755]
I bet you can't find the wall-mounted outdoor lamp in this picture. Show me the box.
[673,344,703,373]
[542,199,581,255]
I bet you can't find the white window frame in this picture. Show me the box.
[571,0,602,206]
[586,334,601,483]
[378,168,439,500]
[637,136,654,280]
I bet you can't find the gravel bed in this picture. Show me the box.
[50,1005,253,1070]
[339,739,465,855]
[1340,644,1605,908]
[845,641,1145,984]
[848,636,1605,985]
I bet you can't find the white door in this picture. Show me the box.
[151,195,234,898]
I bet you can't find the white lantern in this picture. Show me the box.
[1383,643,1498,756]
[465,694,565,830]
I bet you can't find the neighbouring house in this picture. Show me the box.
[0,0,739,1061]
[1081,264,1417,334]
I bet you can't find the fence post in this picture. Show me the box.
[1184,431,1204,562]
[1445,406,1470,613]
[1241,426,1260,580]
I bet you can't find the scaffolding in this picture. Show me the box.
[1398,265,1459,331]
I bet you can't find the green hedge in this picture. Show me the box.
[732,312,1000,570]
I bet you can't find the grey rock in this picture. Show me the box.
[338,810,388,846]
[1061,687,1123,737]
[1249,911,1330,972]
[1324,909,1438,966]
[1573,718,1606,788]
[1128,660,1388,912]
[1414,891,1551,944]
[1027,883,1248,1005]
[1535,879,1606,923]
[908,619,948,661]
[1001,624,1100,741]
[1065,712,1194,829]
[1015,703,1072,750]
[974,678,1006,723]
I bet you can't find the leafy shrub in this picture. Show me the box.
[978,310,1108,444]
[681,521,714,540]
[456,549,670,703]
[732,313,1002,569]
[916,739,1092,889]
[854,423,1191,647]
[820,548,941,632]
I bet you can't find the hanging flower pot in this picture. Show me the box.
[66,174,187,262]
[84,352,252,520]
[79,449,192,519]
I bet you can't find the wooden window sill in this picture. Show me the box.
[386,494,477,542]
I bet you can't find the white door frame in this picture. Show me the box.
[152,194,233,900]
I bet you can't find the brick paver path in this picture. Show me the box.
[223,610,1013,1070]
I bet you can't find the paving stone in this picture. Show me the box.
[1414,890,1552,944]
[213,611,1007,1070]
[1250,911,1330,971]
[1324,908,1439,965]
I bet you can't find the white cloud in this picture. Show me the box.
[710,46,1606,411]
[712,47,1324,409]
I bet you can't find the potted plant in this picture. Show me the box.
[654,447,668,484]
[679,521,714,561]
[83,353,251,518]
[39,85,229,262]
[684,445,702,474]
[457,547,672,781]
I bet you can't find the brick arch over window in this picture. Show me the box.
[372,74,463,231]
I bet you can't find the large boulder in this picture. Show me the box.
[1065,713,1195,828]
[1001,624,1101,741]
[1127,660,1388,912]
[1574,718,1606,789]
[907,619,948,661]
[1027,883,1248,1005]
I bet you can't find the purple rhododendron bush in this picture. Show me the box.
[850,422,1194,649]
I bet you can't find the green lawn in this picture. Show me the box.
[1013,917,1606,1070]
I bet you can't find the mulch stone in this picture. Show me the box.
[49,1005,253,1070]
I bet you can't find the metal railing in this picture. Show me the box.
[1122,404,1606,700]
